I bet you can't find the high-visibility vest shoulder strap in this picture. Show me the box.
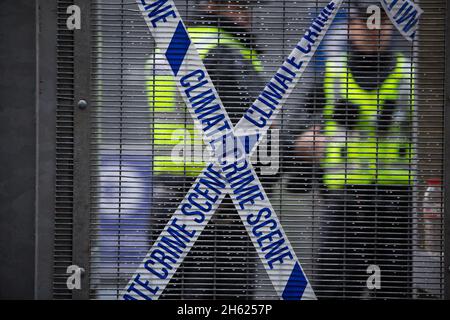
[323,53,409,119]
[187,27,263,72]
[325,52,408,93]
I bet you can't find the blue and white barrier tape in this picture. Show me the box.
[380,0,422,42]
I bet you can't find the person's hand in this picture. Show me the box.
[294,125,326,162]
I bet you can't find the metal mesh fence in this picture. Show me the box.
[54,0,447,299]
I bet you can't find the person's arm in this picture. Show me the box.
[280,75,327,191]
[282,78,326,167]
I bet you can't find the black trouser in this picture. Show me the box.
[150,175,260,300]
[316,185,413,299]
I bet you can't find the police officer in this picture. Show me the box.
[283,1,414,298]
[147,0,267,299]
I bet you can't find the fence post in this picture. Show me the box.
[444,0,450,300]
[72,0,92,300]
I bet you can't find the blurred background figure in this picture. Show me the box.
[147,0,268,299]
[93,156,153,299]
[284,0,415,298]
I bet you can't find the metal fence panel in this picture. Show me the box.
[54,0,448,299]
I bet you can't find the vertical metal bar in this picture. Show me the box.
[72,0,92,300]
[444,0,450,301]
[35,0,57,300]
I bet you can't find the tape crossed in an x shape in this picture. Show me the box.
[122,0,421,300]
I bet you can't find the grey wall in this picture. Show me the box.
[0,0,37,299]
[0,0,56,300]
